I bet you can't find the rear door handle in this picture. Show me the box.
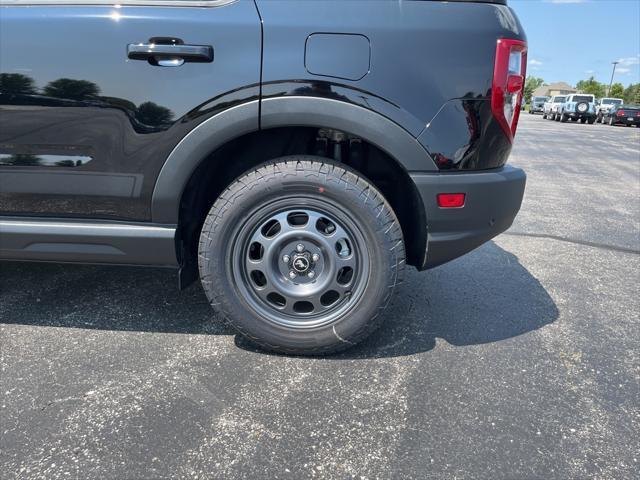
[127,40,213,67]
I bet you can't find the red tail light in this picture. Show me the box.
[491,38,527,143]
[617,110,626,117]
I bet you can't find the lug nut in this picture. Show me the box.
[312,253,320,262]
[282,254,290,263]
[296,243,305,253]
[289,271,297,279]
[307,271,315,278]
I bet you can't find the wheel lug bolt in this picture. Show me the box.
[282,254,290,263]
[308,271,315,278]
[289,271,297,279]
[312,253,320,262]
[296,243,305,253]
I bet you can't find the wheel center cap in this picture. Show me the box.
[292,254,310,273]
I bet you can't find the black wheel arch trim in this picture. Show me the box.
[152,100,260,224]
[151,96,438,224]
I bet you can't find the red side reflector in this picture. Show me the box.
[437,193,466,208]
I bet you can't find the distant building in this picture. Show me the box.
[532,82,577,97]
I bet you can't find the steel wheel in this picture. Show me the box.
[198,157,405,354]
[232,201,370,329]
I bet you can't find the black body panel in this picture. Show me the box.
[256,0,524,170]
[0,2,261,220]
[0,0,527,270]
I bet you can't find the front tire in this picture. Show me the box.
[198,157,405,355]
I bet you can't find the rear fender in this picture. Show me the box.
[151,96,437,224]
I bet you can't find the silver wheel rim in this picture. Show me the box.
[231,200,370,329]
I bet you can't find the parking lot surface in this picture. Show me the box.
[1,115,639,479]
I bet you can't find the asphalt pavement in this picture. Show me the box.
[1,114,639,479]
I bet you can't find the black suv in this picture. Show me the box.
[0,0,527,354]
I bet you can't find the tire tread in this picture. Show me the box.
[198,156,405,355]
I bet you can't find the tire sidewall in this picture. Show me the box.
[199,158,403,352]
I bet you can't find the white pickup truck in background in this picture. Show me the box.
[596,97,624,123]
[543,95,566,121]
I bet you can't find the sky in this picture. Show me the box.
[509,0,640,88]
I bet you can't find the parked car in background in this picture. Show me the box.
[602,105,640,127]
[596,97,624,123]
[529,96,549,114]
[542,95,566,120]
[558,94,596,124]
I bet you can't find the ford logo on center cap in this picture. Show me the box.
[293,257,310,273]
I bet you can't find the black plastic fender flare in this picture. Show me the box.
[151,96,437,223]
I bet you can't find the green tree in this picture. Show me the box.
[623,83,640,104]
[609,83,625,98]
[43,78,100,100]
[523,76,545,103]
[576,76,605,98]
[609,83,624,98]
[0,73,37,95]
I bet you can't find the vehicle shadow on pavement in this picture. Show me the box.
[238,241,560,359]
[0,241,558,358]
[0,260,234,336]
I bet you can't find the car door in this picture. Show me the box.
[0,0,261,221]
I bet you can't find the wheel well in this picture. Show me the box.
[178,126,426,279]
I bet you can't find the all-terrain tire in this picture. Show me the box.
[198,156,406,355]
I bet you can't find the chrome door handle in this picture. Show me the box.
[127,40,213,66]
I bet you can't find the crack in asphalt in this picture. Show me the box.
[504,231,640,255]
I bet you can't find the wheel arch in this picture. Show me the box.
[151,96,434,273]
[152,96,437,224]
